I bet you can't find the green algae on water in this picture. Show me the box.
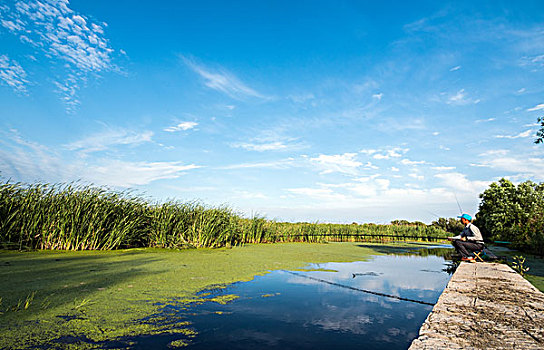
[0,242,407,349]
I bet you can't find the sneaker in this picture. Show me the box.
[461,257,475,262]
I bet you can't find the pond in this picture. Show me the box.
[136,245,454,349]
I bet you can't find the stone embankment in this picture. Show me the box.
[409,262,544,349]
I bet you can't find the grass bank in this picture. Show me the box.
[1,242,395,349]
[487,245,544,291]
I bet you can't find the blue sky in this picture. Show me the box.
[1,0,543,223]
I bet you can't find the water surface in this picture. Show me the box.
[148,248,452,349]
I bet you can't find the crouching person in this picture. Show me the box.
[448,213,484,262]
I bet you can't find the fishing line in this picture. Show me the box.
[284,271,435,306]
[425,209,441,219]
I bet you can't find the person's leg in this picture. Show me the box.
[463,241,484,256]
[453,240,484,258]
[452,240,471,258]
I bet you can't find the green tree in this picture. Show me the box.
[476,178,544,254]
[535,116,544,144]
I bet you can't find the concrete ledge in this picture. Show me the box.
[409,262,544,349]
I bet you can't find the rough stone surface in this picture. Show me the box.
[409,262,544,350]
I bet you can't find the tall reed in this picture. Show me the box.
[0,181,449,250]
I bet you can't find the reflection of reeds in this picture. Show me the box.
[0,181,449,250]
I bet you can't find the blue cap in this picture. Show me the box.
[457,213,472,221]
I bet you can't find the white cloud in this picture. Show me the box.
[527,103,544,112]
[520,54,544,70]
[475,117,495,123]
[360,149,377,155]
[220,158,295,170]
[434,172,490,193]
[474,156,544,181]
[391,167,399,172]
[345,177,390,197]
[280,178,477,221]
[446,89,479,105]
[409,173,424,181]
[364,162,379,170]
[372,148,408,160]
[65,128,153,154]
[1,0,117,110]
[400,158,426,166]
[0,54,28,93]
[449,65,461,71]
[310,153,363,175]
[432,166,455,171]
[494,129,533,139]
[288,93,315,104]
[0,130,200,187]
[287,187,347,201]
[372,92,383,100]
[0,129,66,182]
[232,141,289,152]
[182,56,267,100]
[88,160,201,187]
[53,74,80,113]
[164,121,198,132]
[230,131,304,152]
[479,149,509,157]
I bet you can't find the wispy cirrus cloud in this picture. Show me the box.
[0,0,118,111]
[181,55,268,100]
[230,129,305,152]
[164,121,198,132]
[219,158,296,170]
[0,54,28,93]
[520,54,544,70]
[88,160,201,187]
[527,103,544,112]
[65,128,154,155]
[494,129,533,139]
[0,129,200,187]
[475,117,495,123]
[232,141,289,152]
[231,137,304,152]
[446,89,480,105]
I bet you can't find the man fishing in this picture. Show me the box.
[448,213,484,262]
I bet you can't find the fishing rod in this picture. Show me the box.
[284,271,434,306]
[454,193,463,214]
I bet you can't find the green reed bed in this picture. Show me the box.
[0,181,448,251]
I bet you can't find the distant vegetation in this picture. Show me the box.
[430,217,465,235]
[0,181,448,251]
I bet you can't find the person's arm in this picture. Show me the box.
[448,234,464,241]
[448,226,468,241]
